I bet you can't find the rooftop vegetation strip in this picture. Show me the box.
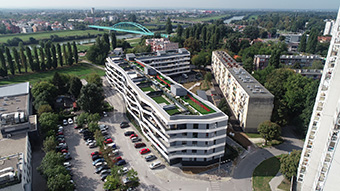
[156,75,171,87]
[135,61,145,67]
[187,93,210,112]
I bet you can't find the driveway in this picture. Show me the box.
[64,124,103,191]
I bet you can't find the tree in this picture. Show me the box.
[86,73,102,87]
[258,120,281,145]
[45,46,52,70]
[124,169,139,188]
[47,173,74,191]
[111,32,117,50]
[52,72,70,95]
[43,135,57,153]
[39,47,46,71]
[67,42,73,66]
[128,14,137,22]
[38,151,64,174]
[77,112,89,127]
[104,174,121,190]
[280,150,302,179]
[72,41,78,64]
[87,113,101,123]
[38,104,53,116]
[5,47,15,75]
[20,46,27,73]
[69,76,83,98]
[39,112,59,135]
[176,24,183,37]
[51,44,58,69]
[306,28,318,54]
[33,46,40,71]
[44,165,69,179]
[78,83,104,113]
[12,47,21,73]
[62,44,68,66]
[102,34,110,54]
[184,37,201,53]
[56,44,63,67]
[269,49,281,68]
[0,48,7,76]
[165,17,173,34]
[298,33,307,52]
[243,26,259,40]
[88,121,99,132]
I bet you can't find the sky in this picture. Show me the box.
[0,0,339,10]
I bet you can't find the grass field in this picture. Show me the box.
[126,38,141,47]
[182,96,215,115]
[0,63,105,86]
[152,96,169,104]
[0,30,106,44]
[183,14,231,22]
[252,156,281,191]
[76,43,94,52]
[247,15,259,20]
[245,133,262,138]
[278,178,290,191]
[166,108,180,115]
[141,86,155,92]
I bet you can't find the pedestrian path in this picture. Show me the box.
[269,172,285,191]
[210,181,220,191]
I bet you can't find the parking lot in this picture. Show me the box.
[64,124,104,191]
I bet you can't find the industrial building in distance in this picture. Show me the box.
[0,82,37,191]
[212,51,274,133]
[126,48,191,77]
[105,56,229,166]
[297,9,340,191]
[253,54,324,70]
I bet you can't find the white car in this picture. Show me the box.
[103,111,108,117]
[68,118,73,125]
[86,139,96,146]
[149,161,162,169]
[118,167,129,175]
[63,162,72,167]
[89,142,97,148]
[99,124,108,130]
[63,120,68,126]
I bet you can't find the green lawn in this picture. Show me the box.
[141,86,155,92]
[166,108,180,115]
[126,38,141,47]
[76,43,94,52]
[0,63,105,86]
[0,29,105,44]
[245,133,262,138]
[247,15,259,20]
[252,156,281,191]
[181,14,231,22]
[152,96,169,104]
[182,97,215,115]
[278,178,290,191]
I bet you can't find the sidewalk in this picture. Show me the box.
[269,172,285,191]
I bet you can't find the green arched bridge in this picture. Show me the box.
[88,22,169,37]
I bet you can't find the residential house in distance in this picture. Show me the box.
[253,54,324,70]
[105,57,229,166]
[323,19,335,36]
[0,82,36,191]
[145,38,179,52]
[211,51,274,133]
[293,69,323,80]
[129,48,191,77]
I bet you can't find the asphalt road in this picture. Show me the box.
[64,123,104,191]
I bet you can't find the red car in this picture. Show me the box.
[57,132,64,135]
[58,140,66,143]
[91,151,102,157]
[116,156,122,161]
[61,149,68,153]
[134,142,146,148]
[104,138,113,144]
[74,125,80,129]
[130,134,138,139]
[139,148,150,154]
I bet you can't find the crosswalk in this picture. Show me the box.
[210,181,221,191]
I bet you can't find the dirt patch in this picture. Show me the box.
[181,163,218,174]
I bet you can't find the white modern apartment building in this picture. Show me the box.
[212,51,274,133]
[132,48,191,77]
[323,20,335,36]
[105,57,229,166]
[297,8,340,191]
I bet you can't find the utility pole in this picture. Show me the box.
[218,155,222,174]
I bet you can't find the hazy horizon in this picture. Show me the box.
[1,0,339,10]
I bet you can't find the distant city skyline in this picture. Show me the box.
[1,0,339,10]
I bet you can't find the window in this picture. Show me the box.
[193,124,199,129]
[192,141,197,145]
[206,124,209,129]
[206,133,209,137]
[214,140,216,145]
[213,148,215,153]
[182,133,187,136]
[194,158,197,161]
[204,150,207,154]
[178,124,187,129]
[182,150,187,153]
[205,141,208,145]
[192,150,197,153]
[182,141,187,145]
[204,158,207,162]
[193,133,198,138]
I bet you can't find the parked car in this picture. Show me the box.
[79,128,88,133]
[104,135,112,140]
[89,142,97,148]
[120,122,129,128]
[134,142,146,148]
[57,135,65,139]
[94,162,104,168]
[58,139,66,143]
[107,142,117,149]
[56,145,68,152]
[115,156,122,162]
[99,124,108,130]
[63,119,68,126]
[64,153,72,161]
[101,173,110,181]
[101,130,109,136]
[108,149,119,157]
[116,159,126,166]
[57,132,64,135]
[74,125,80,129]
[145,155,157,162]
[91,151,102,157]
[100,169,111,175]
[123,177,131,184]
[86,139,95,146]
[92,155,102,161]
[61,149,68,153]
[139,148,150,154]
[131,137,141,143]
[149,161,162,169]
[96,165,109,174]
[118,167,129,175]
[103,111,108,117]
[63,162,72,167]
[58,125,64,130]
[130,134,138,139]
[92,158,105,165]
[124,131,135,136]
[104,138,113,144]
[68,118,73,124]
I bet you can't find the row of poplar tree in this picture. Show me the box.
[0,41,79,77]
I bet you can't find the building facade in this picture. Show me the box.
[253,54,324,70]
[133,48,191,76]
[105,57,229,166]
[297,8,340,191]
[145,38,179,52]
[212,51,274,133]
[323,20,335,36]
